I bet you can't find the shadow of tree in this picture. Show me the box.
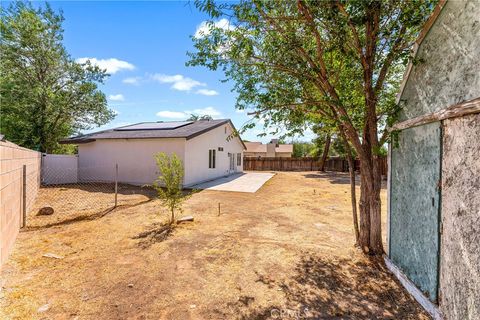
[132,222,175,248]
[303,172,357,185]
[242,254,428,320]
[40,182,158,197]
[24,198,154,231]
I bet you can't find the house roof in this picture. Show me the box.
[244,142,264,152]
[276,144,294,153]
[61,119,246,149]
[244,141,293,153]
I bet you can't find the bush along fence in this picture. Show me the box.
[243,156,388,176]
[0,139,41,269]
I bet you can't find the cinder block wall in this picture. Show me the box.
[0,140,41,268]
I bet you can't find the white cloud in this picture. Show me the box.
[194,18,235,38]
[235,109,245,114]
[156,106,222,120]
[196,89,219,96]
[122,77,141,85]
[151,73,205,91]
[156,111,187,119]
[76,57,135,74]
[108,94,125,101]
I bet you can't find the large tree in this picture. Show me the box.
[188,0,435,255]
[0,2,115,153]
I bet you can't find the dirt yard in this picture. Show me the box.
[0,172,429,319]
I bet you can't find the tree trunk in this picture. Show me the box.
[358,158,383,255]
[319,134,331,171]
[369,155,384,254]
[338,129,360,245]
[346,146,359,245]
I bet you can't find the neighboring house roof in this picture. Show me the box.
[244,141,293,153]
[61,119,246,149]
[244,142,264,153]
[275,144,293,153]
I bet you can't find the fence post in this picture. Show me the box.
[114,163,118,207]
[22,165,27,228]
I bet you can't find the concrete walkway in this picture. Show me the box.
[191,172,275,193]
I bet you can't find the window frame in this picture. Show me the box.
[209,149,216,169]
[237,153,241,166]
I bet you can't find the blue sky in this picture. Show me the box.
[43,1,313,142]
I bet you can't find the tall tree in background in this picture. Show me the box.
[187,114,213,121]
[0,2,114,153]
[189,0,435,255]
[311,124,332,171]
[291,141,315,158]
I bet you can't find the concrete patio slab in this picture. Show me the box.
[191,172,275,193]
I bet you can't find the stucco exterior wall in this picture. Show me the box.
[439,113,480,320]
[275,152,292,158]
[0,141,41,269]
[388,0,480,316]
[398,0,480,121]
[184,122,244,186]
[78,138,186,185]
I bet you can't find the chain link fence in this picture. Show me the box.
[25,163,156,230]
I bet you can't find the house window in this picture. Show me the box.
[218,147,224,151]
[209,149,216,168]
[237,153,241,166]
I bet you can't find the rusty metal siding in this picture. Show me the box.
[389,122,442,302]
[439,113,480,320]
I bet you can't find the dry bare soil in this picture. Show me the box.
[0,172,429,319]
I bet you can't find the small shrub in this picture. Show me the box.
[153,152,191,224]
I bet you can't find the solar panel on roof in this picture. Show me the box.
[115,121,193,131]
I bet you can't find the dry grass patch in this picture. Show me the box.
[1,172,429,320]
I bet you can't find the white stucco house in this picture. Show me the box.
[61,119,246,187]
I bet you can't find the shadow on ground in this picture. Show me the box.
[303,172,387,187]
[24,198,154,231]
[132,222,175,248]
[40,182,158,197]
[303,172,356,185]
[242,254,425,320]
[26,184,158,230]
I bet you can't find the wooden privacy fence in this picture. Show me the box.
[243,156,388,176]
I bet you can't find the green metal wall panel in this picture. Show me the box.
[389,122,441,302]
